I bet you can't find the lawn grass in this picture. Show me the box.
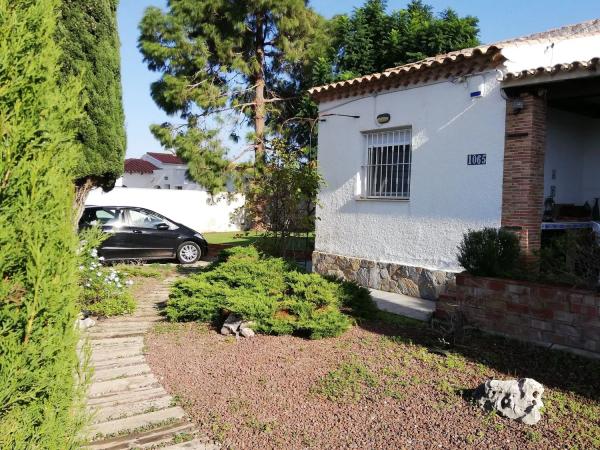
[203,231,314,251]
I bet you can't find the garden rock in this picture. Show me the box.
[221,314,256,337]
[220,314,242,335]
[77,317,96,330]
[474,378,544,425]
[240,327,255,338]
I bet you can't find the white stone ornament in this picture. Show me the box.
[474,378,544,425]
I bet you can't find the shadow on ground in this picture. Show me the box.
[356,312,600,403]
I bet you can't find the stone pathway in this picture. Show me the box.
[83,273,218,450]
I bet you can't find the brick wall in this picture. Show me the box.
[436,274,600,356]
[501,92,547,261]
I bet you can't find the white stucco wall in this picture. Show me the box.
[544,109,600,206]
[86,187,245,233]
[315,71,506,272]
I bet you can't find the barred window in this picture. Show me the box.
[362,128,412,199]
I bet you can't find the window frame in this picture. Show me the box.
[360,127,412,201]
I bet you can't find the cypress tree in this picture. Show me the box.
[59,0,126,215]
[0,0,87,447]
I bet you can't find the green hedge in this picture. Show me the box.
[167,247,374,339]
[0,0,86,447]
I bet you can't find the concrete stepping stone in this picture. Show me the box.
[90,395,174,423]
[87,386,167,408]
[89,373,159,397]
[93,362,151,382]
[163,439,221,449]
[93,354,147,370]
[90,406,186,437]
[86,420,197,450]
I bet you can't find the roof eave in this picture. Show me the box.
[308,46,504,103]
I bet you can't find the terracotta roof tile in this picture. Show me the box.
[503,57,600,82]
[124,159,158,174]
[146,152,185,165]
[309,19,600,101]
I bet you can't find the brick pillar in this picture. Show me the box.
[501,92,547,261]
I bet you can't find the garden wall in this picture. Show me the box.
[86,187,245,233]
[436,274,600,356]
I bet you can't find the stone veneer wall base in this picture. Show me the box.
[312,251,456,301]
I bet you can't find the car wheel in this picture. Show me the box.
[177,241,201,264]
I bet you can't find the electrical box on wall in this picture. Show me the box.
[467,75,485,98]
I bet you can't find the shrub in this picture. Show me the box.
[78,227,136,317]
[540,230,600,290]
[166,246,373,339]
[457,228,521,277]
[0,1,87,447]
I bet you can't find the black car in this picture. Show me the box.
[80,206,208,264]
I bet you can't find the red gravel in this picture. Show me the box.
[145,321,599,449]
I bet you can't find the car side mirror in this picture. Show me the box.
[156,223,170,231]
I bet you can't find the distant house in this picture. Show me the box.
[309,19,600,300]
[123,152,203,190]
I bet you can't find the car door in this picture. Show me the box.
[81,207,133,260]
[124,208,180,259]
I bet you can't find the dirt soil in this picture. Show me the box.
[145,317,600,450]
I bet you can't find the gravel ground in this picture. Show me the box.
[146,319,600,450]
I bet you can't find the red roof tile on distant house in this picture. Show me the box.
[124,158,158,174]
[146,152,185,165]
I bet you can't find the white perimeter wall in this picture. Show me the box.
[545,108,600,205]
[86,187,245,233]
[315,71,506,272]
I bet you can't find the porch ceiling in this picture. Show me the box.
[505,75,600,118]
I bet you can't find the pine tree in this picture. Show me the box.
[59,0,126,216]
[0,0,86,447]
[138,0,323,190]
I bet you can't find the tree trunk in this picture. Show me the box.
[254,74,266,163]
[254,12,266,166]
[73,177,95,229]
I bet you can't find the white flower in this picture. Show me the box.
[97,271,102,276]
[78,265,84,271]
[98,256,105,261]
[90,249,98,257]
[85,283,91,287]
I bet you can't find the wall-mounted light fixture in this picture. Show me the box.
[319,113,361,122]
[511,98,524,114]
[376,113,391,124]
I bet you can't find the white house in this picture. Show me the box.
[310,19,600,300]
[123,152,203,190]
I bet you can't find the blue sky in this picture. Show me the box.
[118,0,599,158]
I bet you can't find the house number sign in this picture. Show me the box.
[467,153,487,165]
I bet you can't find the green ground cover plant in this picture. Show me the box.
[166,246,373,339]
